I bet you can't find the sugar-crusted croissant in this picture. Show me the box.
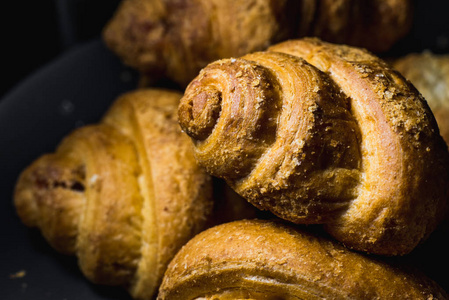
[158,219,448,299]
[178,38,449,256]
[103,0,411,87]
[394,51,449,144]
[14,89,213,299]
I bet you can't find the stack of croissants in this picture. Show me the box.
[13,0,449,299]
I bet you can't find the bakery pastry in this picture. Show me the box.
[14,89,213,299]
[158,219,448,299]
[103,0,412,87]
[394,51,449,144]
[178,37,449,255]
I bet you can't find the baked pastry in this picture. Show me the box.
[14,89,213,300]
[158,219,448,299]
[393,51,449,144]
[103,0,411,87]
[178,37,449,256]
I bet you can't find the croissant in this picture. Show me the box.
[178,37,449,256]
[158,219,448,299]
[102,0,412,87]
[393,51,449,144]
[14,89,213,299]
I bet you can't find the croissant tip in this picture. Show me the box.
[179,85,222,141]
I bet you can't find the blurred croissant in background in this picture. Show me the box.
[103,0,412,87]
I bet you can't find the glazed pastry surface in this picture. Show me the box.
[178,38,449,255]
[394,51,449,144]
[103,0,411,87]
[14,89,213,299]
[158,220,448,299]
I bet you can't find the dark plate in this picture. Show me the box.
[2,2,449,298]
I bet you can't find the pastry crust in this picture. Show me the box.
[103,0,411,87]
[103,0,294,87]
[14,89,213,299]
[178,38,449,255]
[394,51,449,144]
[158,219,448,299]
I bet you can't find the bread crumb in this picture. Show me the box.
[10,270,26,279]
[89,174,99,185]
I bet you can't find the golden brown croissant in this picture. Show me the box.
[103,0,411,87]
[393,51,449,144]
[158,219,448,299]
[14,89,213,299]
[178,38,449,256]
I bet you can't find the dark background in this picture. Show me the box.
[1,0,122,99]
[1,1,449,299]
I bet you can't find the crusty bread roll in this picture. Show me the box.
[394,51,449,144]
[103,0,412,87]
[178,37,449,255]
[158,219,448,299]
[14,89,213,299]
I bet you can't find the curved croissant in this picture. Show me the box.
[14,89,213,299]
[103,0,411,87]
[158,220,448,299]
[394,52,449,145]
[178,38,449,255]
